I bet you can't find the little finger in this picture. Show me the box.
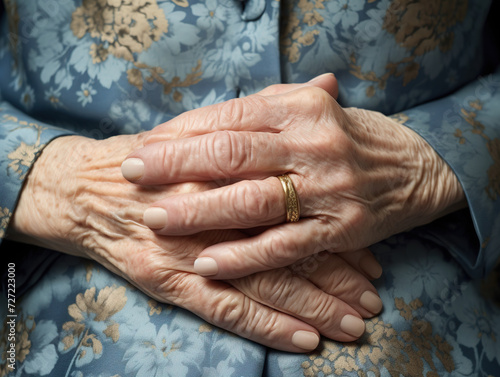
[230,268,366,342]
[164,273,321,352]
[337,248,383,280]
[292,252,383,317]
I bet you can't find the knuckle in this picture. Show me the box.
[215,294,282,340]
[341,168,358,190]
[207,131,246,176]
[176,197,200,230]
[218,98,246,125]
[263,233,296,268]
[265,85,284,96]
[231,182,272,225]
[348,202,368,229]
[208,290,247,331]
[318,203,368,252]
[327,264,359,295]
[255,270,297,307]
[297,86,335,114]
[219,95,275,128]
[253,311,283,339]
[126,247,180,295]
[156,142,171,178]
[308,296,339,327]
[314,216,349,252]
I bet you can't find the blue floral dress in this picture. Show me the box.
[0,0,499,376]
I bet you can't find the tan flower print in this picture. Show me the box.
[280,0,325,63]
[454,99,500,200]
[61,286,127,362]
[7,142,44,180]
[383,0,468,56]
[0,207,12,239]
[301,298,455,376]
[71,0,169,62]
[351,0,468,88]
[0,315,33,377]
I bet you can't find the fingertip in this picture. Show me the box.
[359,253,383,280]
[307,73,339,99]
[194,257,219,276]
[121,158,144,181]
[291,330,320,351]
[359,291,383,316]
[340,315,365,338]
[144,207,168,229]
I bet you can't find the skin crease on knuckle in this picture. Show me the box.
[219,279,290,342]
[233,269,336,332]
[205,287,254,333]
[175,194,205,231]
[206,130,244,177]
[289,86,334,119]
[262,232,302,268]
[306,294,344,332]
[256,270,301,310]
[233,181,275,226]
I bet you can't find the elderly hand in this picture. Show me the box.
[123,73,466,280]
[9,132,382,352]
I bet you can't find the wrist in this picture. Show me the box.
[403,125,467,228]
[8,135,91,257]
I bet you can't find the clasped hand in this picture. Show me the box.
[10,76,384,353]
[124,73,465,279]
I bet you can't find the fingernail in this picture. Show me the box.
[292,331,320,350]
[144,207,168,229]
[308,72,334,84]
[359,255,383,279]
[121,158,144,181]
[360,291,383,315]
[194,257,218,276]
[340,315,365,338]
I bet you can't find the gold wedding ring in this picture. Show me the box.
[277,174,300,222]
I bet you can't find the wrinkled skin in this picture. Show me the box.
[9,130,382,352]
[126,74,466,279]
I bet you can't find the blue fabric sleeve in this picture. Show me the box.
[392,68,500,278]
[0,101,75,243]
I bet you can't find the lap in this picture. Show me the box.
[1,233,499,377]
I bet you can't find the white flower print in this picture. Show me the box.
[191,0,227,36]
[44,87,63,108]
[20,86,35,110]
[123,314,205,377]
[76,83,97,107]
[326,0,365,30]
[23,320,59,376]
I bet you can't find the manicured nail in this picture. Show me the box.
[292,331,320,350]
[194,257,218,276]
[121,158,144,181]
[143,207,168,229]
[360,291,383,315]
[308,72,334,83]
[359,255,383,279]
[340,315,365,338]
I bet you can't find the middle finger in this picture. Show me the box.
[143,177,288,234]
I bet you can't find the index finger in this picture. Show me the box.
[144,73,339,144]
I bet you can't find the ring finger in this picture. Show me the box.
[143,174,304,235]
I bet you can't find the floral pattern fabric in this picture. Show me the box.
[0,0,499,376]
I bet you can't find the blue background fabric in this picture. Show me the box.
[0,0,499,376]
